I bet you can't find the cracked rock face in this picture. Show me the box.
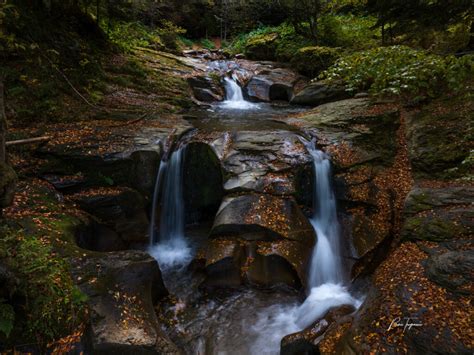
[210,130,313,198]
[192,128,317,290]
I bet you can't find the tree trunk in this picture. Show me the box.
[0,81,6,164]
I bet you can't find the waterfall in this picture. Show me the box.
[249,138,361,354]
[221,76,259,110]
[307,141,343,286]
[148,147,192,269]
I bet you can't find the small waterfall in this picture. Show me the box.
[148,147,192,269]
[307,141,343,286]
[222,76,259,110]
[249,138,361,354]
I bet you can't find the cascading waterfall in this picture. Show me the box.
[148,146,192,269]
[249,138,360,354]
[307,140,343,286]
[221,76,259,110]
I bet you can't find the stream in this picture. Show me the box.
[148,63,361,354]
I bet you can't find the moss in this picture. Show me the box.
[0,225,87,348]
[244,32,279,60]
[406,93,473,180]
[290,46,340,77]
[402,216,466,242]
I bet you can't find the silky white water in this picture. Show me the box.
[221,76,259,110]
[148,147,192,269]
[249,138,360,354]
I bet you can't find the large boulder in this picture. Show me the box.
[203,193,315,289]
[402,186,474,242]
[290,81,350,106]
[70,187,150,248]
[187,75,225,102]
[210,130,313,205]
[245,67,307,102]
[425,249,474,295]
[211,194,314,243]
[78,251,178,354]
[405,96,473,180]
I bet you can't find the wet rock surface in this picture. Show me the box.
[188,76,225,102]
[280,304,355,355]
[76,251,177,354]
[70,187,150,248]
[402,186,473,242]
[210,130,313,199]
[204,193,314,289]
[285,99,404,277]
[290,80,350,106]
[243,65,307,102]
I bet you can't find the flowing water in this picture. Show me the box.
[148,147,192,270]
[221,76,260,110]
[247,139,360,354]
[151,66,361,354]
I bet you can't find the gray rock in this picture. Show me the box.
[187,76,224,102]
[211,194,314,243]
[79,251,178,354]
[290,81,350,106]
[402,186,474,242]
[425,249,474,295]
[70,187,150,246]
[244,67,307,102]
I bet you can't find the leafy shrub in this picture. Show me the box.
[321,46,474,98]
[229,23,312,63]
[319,14,379,49]
[244,32,279,60]
[105,20,163,52]
[291,46,340,77]
[200,38,216,49]
[0,227,87,347]
[156,20,187,51]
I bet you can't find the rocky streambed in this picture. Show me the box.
[2,49,472,354]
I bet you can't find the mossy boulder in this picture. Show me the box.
[290,46,340,77]
[0,162,17,210]
[405,96,473,180]
[204,194,315,289]
[244,33,279,61]
[290,80,350,106]
[401,186,474,242]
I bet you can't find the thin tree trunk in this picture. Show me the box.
[0,81,6,164]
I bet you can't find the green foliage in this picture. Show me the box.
[319,14,379,48]
[291,46,340,77]
[156,20,187,51]
[105,20,163,52]
[0,227,87,346]
[199,38,216,49]
[229,23,311,63]
[321,46,474,98]
[229,16,377,66]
